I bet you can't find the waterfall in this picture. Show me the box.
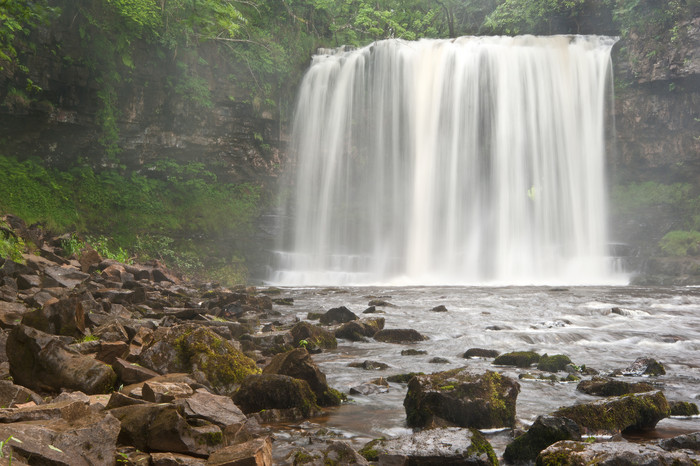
[271,35,623,286]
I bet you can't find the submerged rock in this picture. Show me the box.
[493,351,540,368]
[553,390,670,434]
[403,368,520,429]
[576,376,654,397]
[537,440,697,465]
[360,427,497,465]
[349,360,389,370]
[503,415,581,463]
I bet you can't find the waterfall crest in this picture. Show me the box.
[272,35,623,286]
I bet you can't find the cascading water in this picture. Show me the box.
[271,35,625,286]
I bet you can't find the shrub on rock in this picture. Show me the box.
[403,368,520,429]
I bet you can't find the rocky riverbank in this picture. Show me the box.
[1,214,699,465]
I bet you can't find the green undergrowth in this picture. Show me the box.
[0,155,262,284]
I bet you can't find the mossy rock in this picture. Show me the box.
[404,368,520,429]
[387,372,425,383]
[290,322,337,350]
[669,401,699,416]
[463,348,500,359]
[493,351,540,368]
[503,415,580,463]
[576,376,653,397]
[537,354,572,372]
[554,390,670,434]
[232,373,321,418]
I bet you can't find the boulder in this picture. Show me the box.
[206,437,272,466]
[537,440,697,465]
[319,306,358,325]
[138,323,259,396]
[42,265,90,289]
[0,380,43,408]
[21,295,86,337]
[0,302,28,329]
[262,348,342,406]
[289,322,337,350]
[404,368,520,428]
[142,381,194,403]
[430,305,448,312]
[151,452,206,466]
[576,376,654,397]
[360,427,497,465]
[493,351,540,367]
[316,440,369,465]
[553,390,670,434]
[537,354,572,372]
[7,325,117,394]
[503,415,581,463]
[334,317,384,341]
[463,348,500,359]
[622,357,666,376]
[349,360,389,370]
[232,374,321,418]
[374,328,426,343]
[659,432,700,452]
[96,341,130,365]
[0,399,90,423]
[669,401,700,416]
[174,388,246,428]
[349,382,389,396]
[93,320,130,342]
[113,357,160,385]
[0,410,120,466]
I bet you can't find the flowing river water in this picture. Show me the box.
[265,285,700,462]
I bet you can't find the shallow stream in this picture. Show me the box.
[266,286,700,461]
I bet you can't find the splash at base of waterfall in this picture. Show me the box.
[272,35,627,287]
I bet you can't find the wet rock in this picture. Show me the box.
[335,317,385,341]
[553,390,669,434]
[430,305,448,312]
[290,321,337,350]
[113,357,161,384]
[262,348,342,406]
[463,348,500,359]
[659,432,700,452]
[493,351,541,368]
[362,306,378,314]
[503,415,581,463]
[349,360,389,370]
[138,323,259,396]
[317,440,369,465]
[360,427,497,465]
[249,330,294,355]
[349,382,389,396]
[206,437,272,466]
[429,357,450,364]
[537,354,572,372]
[669,401,700,416]
[537,440,697,465]
[622,357,666,376]
[368,299,396,308]
[0,410,120,466]
[319,306,358,325]
[404,368,520,429]
[152,452,206,465]
[402,349,428,356]
[0,380,43,408]
[142,380,194,402]
[175,388,246,428]
[576,376,654,397]
[374,328,426,343]
[7,324,117,394]
[233,374,321,419]
[21,294,86,338]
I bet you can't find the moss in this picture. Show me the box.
[466,428,498,465]
[293,451,316,464]
[199,430,223,446]
[323,388,346,405]
[535,441,586,466]
[537,354,572,372]
[358,438,383,461]
[387,372,424,383]
[670,401,699,416]
[494,351,540,368]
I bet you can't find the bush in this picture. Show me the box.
[659,230,700,256]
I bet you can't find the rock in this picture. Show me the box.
[362,306,378,314]
[206,437,272,466]
[93,320,130,342]
[576,376,654,396]
[503,415,581,463]
[669,401,700,416]
[404,368,520,429]
[21,294,86,337]
[319,306,358,325]
[349,382,389,396]
[367,299,395,308]
[349,360,389,370]
[0,410,120,466]
[175,388,246,428]
[335,317,384,341]
[318,440,369,465]
[289,322,337,350]
[0,380,43,407]
[429,357,450,364]
[374,328,426,343]
[7,325,117,394]
[42,265,90,289]
[0,302,28,329]
[78,248,101,273]
[232,374,321,418]
[553,390,669,434]
[537,354,572,372]
[152,452,207,466]
[105,391,149,409]
[659,432,700,452]
[113,357,161,384]
[262,348,342,406]
[430,305,448,312]
[16,273,40,290]
[537,440,697,465]
[142,380,194,402]
[0,399,90,423]
[622,357,666,376]
[138,323,259,396]
[360,427,497,465]
[110,403,224,456]
[402,349,428,356]
[96,341,129,365]
[387,372,425,383]
[493,351,540,367]
[463,348,499,359]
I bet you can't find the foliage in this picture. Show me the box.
[613,0,691,38]
[0,220,26,263]
[611,181,693,214]
[0,0,57,69]
[659,230,700,257]
[483,0,589,35]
